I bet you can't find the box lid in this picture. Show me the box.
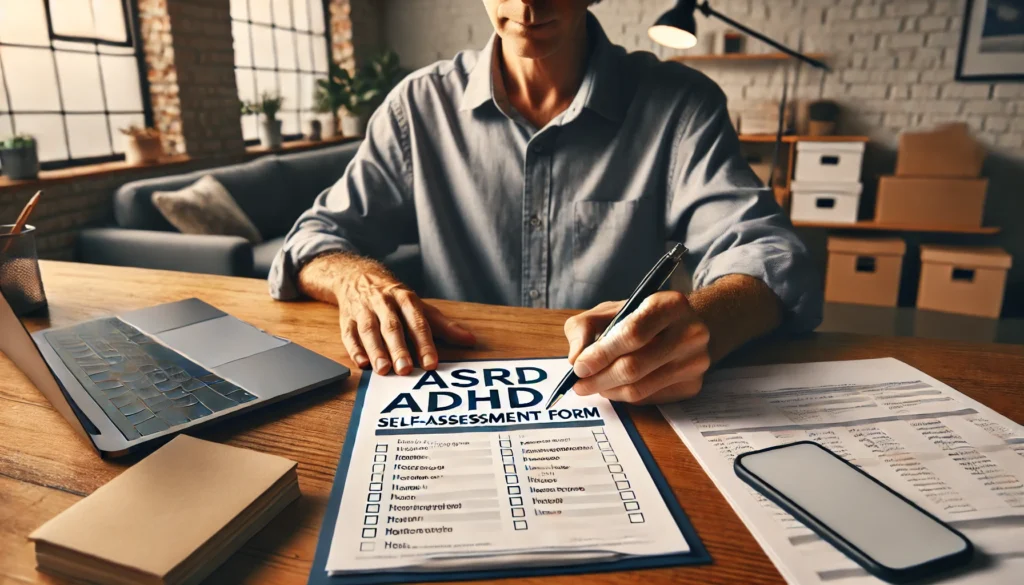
[828,236,906,256]
[797,141,866,154]
[920,245,1012,269]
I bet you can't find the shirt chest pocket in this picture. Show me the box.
[572,200,659,285]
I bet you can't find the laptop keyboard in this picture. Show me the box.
[44,317,257,439]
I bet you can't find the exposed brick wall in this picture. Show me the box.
[165,0,245,161]
[138,0,184,156]
[383,0,1023,157]
[0,160,216,260]
[380,0,1024,316]
[330,0,385,72]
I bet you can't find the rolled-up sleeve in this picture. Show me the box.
[666,86,822,333]
[268,93,415,300]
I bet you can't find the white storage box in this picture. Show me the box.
[795,141,865,183]
[790,181,863,224]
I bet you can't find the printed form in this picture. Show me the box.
[661,358,1024,585]
[325,358,690,575]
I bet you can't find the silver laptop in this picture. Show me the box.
[0,286,349,458]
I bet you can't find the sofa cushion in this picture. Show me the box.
[277,141,361,220]
[252,236,285,278]
[114,156,294,238]
[152,175,263,244]
[207,157,294,239]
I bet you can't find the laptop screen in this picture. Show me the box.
[0,282,94,438]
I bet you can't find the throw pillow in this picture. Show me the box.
[152,175,263,244]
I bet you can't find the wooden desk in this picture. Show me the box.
[2,262,1022,584]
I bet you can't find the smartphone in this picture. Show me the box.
[734,441,973,584]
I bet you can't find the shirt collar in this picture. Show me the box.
[459,12,627,122]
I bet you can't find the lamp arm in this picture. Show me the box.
[696,1,831,72]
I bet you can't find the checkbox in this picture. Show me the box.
[505,474,518,484]
[624,501,640,511]
[366,503,380,513]
[362,527,377,538]
[372,463,385,473]
[369,482,382,491]
[508,485,521,495]
[374,454,386,463]
[620,490,636,500]
[364,515,378,525]
[512,507,525,517]
[510,496,523,506]
[500,440,511,448]
[602,453,619,463]
[594,432,608,441]
[611,473,626,482]
[615,480,630,490]
[375,444,388,453]
[597,441,612,451]
[501,448,513,456]
[514,520,528,530]
[367,493,381,502]
[360,541,376,552]
[502,455,514,464]
[629,512,645,523]
[503,464,516,473]
[371,473,383,482]
[608,464,623,473]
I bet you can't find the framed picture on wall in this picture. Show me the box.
[956,0,1024,81]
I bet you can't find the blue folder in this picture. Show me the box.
[308,367,711,585]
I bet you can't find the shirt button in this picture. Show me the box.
[529,215,541,227]
[529,289,540,300]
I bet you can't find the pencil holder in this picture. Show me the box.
[0,224,47,316]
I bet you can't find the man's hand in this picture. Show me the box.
[564,291,711,405]
[298,252,476,375]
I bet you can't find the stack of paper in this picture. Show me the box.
[30,435,299,585]
[661,358,1024,585]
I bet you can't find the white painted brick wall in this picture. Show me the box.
[381,0,1023,159]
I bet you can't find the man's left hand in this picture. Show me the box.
[564,291,711,405]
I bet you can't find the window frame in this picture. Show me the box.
[0,0,154,170]
[232,0,333,146]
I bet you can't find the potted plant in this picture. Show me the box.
[0,135,40,180]
[313,63,349,139]
[119,125,163,165]
[808,100,840,136]
[244,92,285,149]
[313,51,408,138]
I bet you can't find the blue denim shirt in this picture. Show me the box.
[269,14,822,332]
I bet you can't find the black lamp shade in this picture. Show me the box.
[648,0,698,49]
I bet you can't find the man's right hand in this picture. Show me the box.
[298,252,476,376]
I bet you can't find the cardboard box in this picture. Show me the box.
[791,181,863,224]
[917,245,1011,319]
[896,123,985,178]
[875,176,987,227]
[825,237,906,307]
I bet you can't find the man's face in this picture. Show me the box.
[482,0,592,59]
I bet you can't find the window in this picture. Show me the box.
[230,0,330,143]
[0,0,150,169]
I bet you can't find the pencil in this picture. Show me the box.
[2,190,42,255]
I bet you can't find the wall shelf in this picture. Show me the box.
[792,220,1001,235]
[669,52,828,63]
[740,134,870,143]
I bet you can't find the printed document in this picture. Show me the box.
[325,358,691,575]
[661,358,1024,585]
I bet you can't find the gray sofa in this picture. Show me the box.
[79,141,421,288]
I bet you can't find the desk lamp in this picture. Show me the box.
[647,0,830,72]
[647,0,832,188]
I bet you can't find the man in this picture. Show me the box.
[269,0,821,404]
